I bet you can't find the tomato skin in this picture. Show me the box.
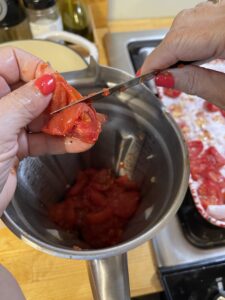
[42,103,102,143]
[203,101,220,112]
[163,88,181,98]
[42,72,105,143]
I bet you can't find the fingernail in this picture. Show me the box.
[136,68,142,77]
[35,74,55,95]
[155,72,175,88]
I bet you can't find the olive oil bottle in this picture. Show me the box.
[58,0,93,41]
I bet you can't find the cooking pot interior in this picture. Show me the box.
[3,68,188,257]
[3,64,189,259]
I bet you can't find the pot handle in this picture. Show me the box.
[87,253,131,300]
[35,30,99,63]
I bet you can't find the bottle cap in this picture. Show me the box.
[23,0,56,10]
[0,0,26,28]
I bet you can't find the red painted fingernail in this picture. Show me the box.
[155,72,175,88]
[136,68,142,77]
[35,74,56,95]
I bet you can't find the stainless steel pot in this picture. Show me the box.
[2,59,189,300]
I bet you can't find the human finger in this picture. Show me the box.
[0,76,11,98]
[155,65,225,109]
[27,133,93,156]
[0,47,53,85]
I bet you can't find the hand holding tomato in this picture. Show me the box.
[141,0,225,109]
[0,47,93,216]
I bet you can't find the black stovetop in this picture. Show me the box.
[178,189,225,249]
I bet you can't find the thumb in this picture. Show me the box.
[0,74,55,138]
[155,65,225,110]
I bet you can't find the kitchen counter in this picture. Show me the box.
[0,221,161,299]
[0,4,175,299]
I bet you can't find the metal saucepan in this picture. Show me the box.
[2,59,189,300]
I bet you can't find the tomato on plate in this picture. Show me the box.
[198,179,223,209]
[187,140,204,160]
[163,88,181,98]
[201,146,225,169]
[203,101,220,112]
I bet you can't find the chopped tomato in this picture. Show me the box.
[187,140,204,160]
[205,169,224,184]
[87,188,107,207]
[220,109,225,117]
[190,158,208,181]
[42,103,103,143]
[85,207,113,224]
[110,191,140,219]
[201,147,225,169]
[48,168,141,248]
[48,198,78,230]
[90,169,114,191]
[203,101,220,112]
[66,172,88,197]
[198,179,223,209]
[163,88,181,98]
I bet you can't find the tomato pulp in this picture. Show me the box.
[48,169,141,248]
[42,72,106,143]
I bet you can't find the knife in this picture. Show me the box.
[50,71,157,115]
[50,58,211,115]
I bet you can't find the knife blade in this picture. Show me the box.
[50,71,157,115]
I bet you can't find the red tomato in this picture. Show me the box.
[110,190,140,219]
[201,147,225,168]
[66,172,88,197]
[190,158,208,181]
[42,72,106,143]
[48,198,78,229]
[87,188,107,207]
[188,140,204,160]
[48,168,141,248]
[203,101,220,112]
[85,207,113,224]
[163,88,181,98]
[198,179,223,209]
[90,169,114,191]
[220,109,225,117]
[42,103,102,143]
[205,169,224,184]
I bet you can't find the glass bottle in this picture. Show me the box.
[58,0,93,41]
[0,0,32,42]
[23,0,63,38]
